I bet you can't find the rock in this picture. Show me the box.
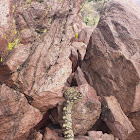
[43,128,63,140]
[75,136,90,140]
[50,83,101,135]
[2,0,84,113]
[77,26,95,45]
[71,42,87,60]
[88,131,103,139]
[27,131,43,140]
[101,96,135,140]
[73,67,88,85]
[20,29,32,44]
[34,132,43,140]
[0,0,12,29]
[0,84,42,140]
[125,131,140,140]
[0,0,15,59]
[82,0,140,114]
[101,133,114,140]
[128,111,140,132]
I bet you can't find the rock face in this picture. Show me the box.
[0,84,42,140]
[101,96,135,140]
[82,0,140,114]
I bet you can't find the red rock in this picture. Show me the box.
[34,132,43,140]
[71,42,87,60]
[128,111,140,132]
[101,133,114,140]
[43,128,60,140]
[101,96,135,140]
[0,84,42,140]
[88,131,103,139]
[82,0,140,114]
[3,0,84,113]
[75,136,90,140]
[77,26,95,45]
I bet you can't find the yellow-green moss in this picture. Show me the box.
[0,58,3,62]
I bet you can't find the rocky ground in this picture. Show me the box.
[0,0,140,140]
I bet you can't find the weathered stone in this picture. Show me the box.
[128,111,140,132]
[27,131,43,140]
[34,132,43,140]
[77,26,95,45]
[82,0,140,114]
[125,131,140,140]
[43,128,62,140]
[101,133,114,140]
[2,0,84,114]
[75,136,90,140]
[0,0,15,59]
[88,131,103,139]
[73,67,88,85]
[101,96,135,140]
[71,42,87,60]
[0,84,42,140]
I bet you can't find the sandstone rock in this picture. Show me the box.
[82,0,140,114]
[101,96,135,140]
[0,84,42,140]
[50,84,101,135]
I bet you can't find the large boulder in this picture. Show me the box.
[82,0,140,114]
[0,0,84,113]
[101,96,135,140]
[0,84,42,140]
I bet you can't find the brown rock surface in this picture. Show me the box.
[88,131,103,139]
[101,96,135,140]
[128,111,140,132]
[43,128,60,140]
[82,0,140,114]
[0,84,42,140]
[77,26,95,45]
